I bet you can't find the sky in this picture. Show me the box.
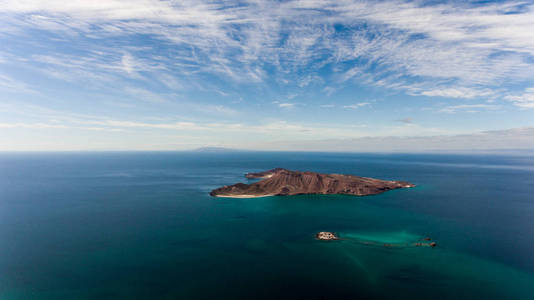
[1,0,534,151]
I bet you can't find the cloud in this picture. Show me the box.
[2,0,534,102]
[123,87,168,102]
[0,122,69,129]
[0,122,124,131]
[504,87,534,108]
[320,104,335,108]
[253,127,534,152]
[322,87,337,96]
[396,117,413,124]
[3,103,531,151]
[0,74,37,94]
[278,103,296,108]
[439,104,500,113]
[343,102,370,109]
[273,100,299,108]
[0,113,457,141]
[416,87,496,99]
[120,52,140,75]
[2,1,534,151]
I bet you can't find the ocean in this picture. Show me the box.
[1,151,533,299]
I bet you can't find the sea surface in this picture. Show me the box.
[1,151,534,299]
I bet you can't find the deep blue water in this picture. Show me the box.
[1,152,534,299]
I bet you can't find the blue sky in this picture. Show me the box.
[1,0,534,151]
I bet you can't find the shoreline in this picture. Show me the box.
[213,194,275,198]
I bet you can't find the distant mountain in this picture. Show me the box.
[193,147,236,152]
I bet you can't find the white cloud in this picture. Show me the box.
[0,114,462,142]
[417,87,496,99]
[0,122,125,131]
[123,87,168,102]
[504,87,534,108]
[278,103,296,108]
[322,87,337,96]
[344,102,370,109]
[2,0,533,101]
[254,127,534,152]
[201,105,238,116]
[439,104,500,113]
[0,73,37,94]
[0,122,69,129]
[120,52,139,75]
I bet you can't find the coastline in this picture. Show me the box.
[212,194,275,198]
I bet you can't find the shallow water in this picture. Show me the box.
[1,152,533,299]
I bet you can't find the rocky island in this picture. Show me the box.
[210,168,414,198]
[316,232,339,240]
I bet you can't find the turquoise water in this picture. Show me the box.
[1,152,534,299]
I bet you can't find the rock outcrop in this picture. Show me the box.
[316,232,339,240]
[210,168,414,198]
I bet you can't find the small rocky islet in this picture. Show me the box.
[210,168,415,198]
[316,232,340,240]
[315,231,437,247]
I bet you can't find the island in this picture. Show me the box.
[210,168,414,198]
[316,232,339,240]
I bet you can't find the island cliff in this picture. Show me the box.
[210,168,414,198]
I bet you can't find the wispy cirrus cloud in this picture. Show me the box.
[1,0,534,105]
[273,100,300,109]
[439,104,501,114]
[278,103,296,108]
[344,102,370,109]
[0,74,37,94]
